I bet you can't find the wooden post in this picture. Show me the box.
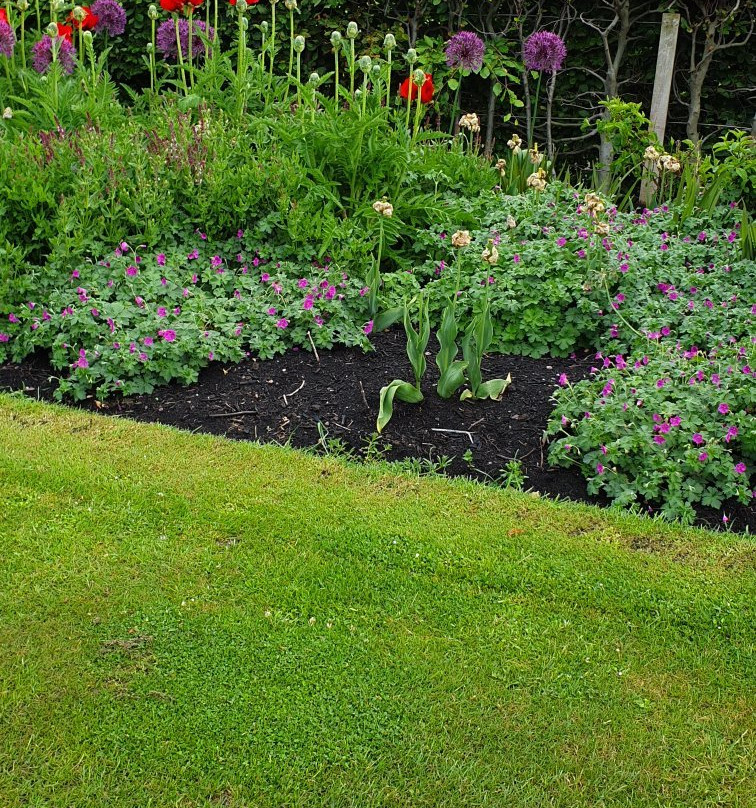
[640,13,680,206]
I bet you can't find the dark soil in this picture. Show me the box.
[2,331,753,533]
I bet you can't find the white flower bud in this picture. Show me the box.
[46,21,59,38]
[148,4,159,19]
[358,55,372,73]
[405,48,417,64]
[293,35,305,53]
[346,21,358,39]
[330,30,341,47]
[383,33,396,50]
[2,107,12,120]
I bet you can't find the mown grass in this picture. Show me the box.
[0,393,753,807]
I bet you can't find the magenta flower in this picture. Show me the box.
[556,237,567,247]
[157,307,167,317]
[653,436,666,445]
[596,463,605,475]
[558,373,568,386]
[32,35,77,74]
[0,333,9,343]
[126,265,138,277]
[734,463,747,474]
[0,20,16,58]
[445,31,485,72]
[692,433,704,445]
[363,320,374,336]
[74,349,89,369]
[276,318,289,329]
[523,31,566,73]
[698,452,708,462]
[157,253,166,266]
[91,0,126,36]
[718,403,729,415]
[159,329,176,342]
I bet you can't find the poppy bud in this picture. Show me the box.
[330,30,341,47]
[18,0,30,10]
[293,34,305,53]
[46,21,59,37]
[346,21,358,39]
[148,3,159,18]
[146,41,154,52]
[412,68,425,86]
[371,63,381,80]
[308,71,319,85]
[52,0,64,10]
[405,48,417,64]
[260,20,268,32]
[358,55,371,73]
[383,33,395,50]
[284,0,297,9]
[72,5,86,22]
[236,0,247,10]
[82,29,92,43]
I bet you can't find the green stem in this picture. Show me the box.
[287,8,294,78]
[150,17,156,93]
[449,74,461,135]
[212,0,218,44]
[404,78,412,132]
[333,49,339,103]
[361,71,367,116]
[237,7,245,82]
[385,51,392,110]
[174,14,188,95]
[295,49,301,108]
[2,55,10,85]
[20,12,26,72]
[35,0,41,36]
[528,72,542,147]
[187,13,194,88]
[349,38,354,101]
[267,0,276,99]
[412,88,423,143]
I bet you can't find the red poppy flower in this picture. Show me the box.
[57,23,74,41]
[67,6,99,30]
[0,8,7,24]
[399,73,434,104]
[159,0,185,12]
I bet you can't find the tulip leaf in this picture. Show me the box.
[376,380,423,433]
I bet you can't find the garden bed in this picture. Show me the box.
[2,332,753,533]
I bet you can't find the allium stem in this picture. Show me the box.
[20,11,27,72]
[385,50,392,109]
[528,72,542,146]
[173,14,188,95]
[448,74,462,135]
[287,7,294,80]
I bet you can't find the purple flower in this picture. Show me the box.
[74,349,89,369]
[276,318,289,329]
[718,403,729,415]
[445,31,485,72]
[0,20,16,59]
[363,320,374,336]
[32,36,77,75]
[653,436,666,445]
[692,433,704,445]
[157,307,167,317]
[596,463,605,475]
[159,329,176,342]
[734,463,747,474]
[523,31,566,73]
[126,265,138,277]
[558,373,568,386]
[698,452,708,462]
[91,0,126,36]
[156,18,213,62]
[156,253,166,266]
[0,332,9,342]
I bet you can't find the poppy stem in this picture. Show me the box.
[349,38,355,101]
[35,0,41,36]
[333,49,339,103]
[150,16,156,93]
[267,0,276,101]
[187,12,194,89]
[286,6,294,95]
[212,0,218,45]
[404,79,412,132]
[173,14,188,96]
[385,50,392,110]
[296,49,301,108]
[412,88,423,143]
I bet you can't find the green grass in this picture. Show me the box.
[0,394,753,808]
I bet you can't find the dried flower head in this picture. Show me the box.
[451,230,472,248]
[445,30,485,72]
[372,199,394,217]
[528,143,543,165]
[458,113,480,133]
[583,192,605,215]
[2,107,12,119]
[506,215,517,229]
[659,154,681,174]
[523,30,566,73]
[526,169,547,192]
[507,133,522,154]
[594,221,610,236]
[644,145,660,162]
[481,241,499,265]
[495,158,506,176]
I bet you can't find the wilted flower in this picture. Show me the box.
[526,168,547,191]
[90,0,126,36]
[495,158,506,175]
[506,215,516,229]
[451,230,471,248]
[523,30,566,73]
[445,30,485,72]
[458,112,480,133]
[372,199,394,217]
[481,241,499,265]
[594,221,610,236]
[659,154,681,174]
[528,143,543,165]
[2,107,11,119]
[583,192,605,215]
[644,145,660,162]
[507,133,522,154]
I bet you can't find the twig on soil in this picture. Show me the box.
[431,428,475,444]
[209,410,257,418]
[358,381,370,411]
[307,331,321,364]
[468,417,484,430]
[283,379,306,406]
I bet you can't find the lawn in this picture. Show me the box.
[0,393,753,807]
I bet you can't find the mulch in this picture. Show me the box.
[2,330,753,533]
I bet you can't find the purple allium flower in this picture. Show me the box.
[91,0,126,36]
[445,31,485,72]
[32,36,77,75]
[523,30,566,73]
[0,20,16,59]
[156,18,213,61]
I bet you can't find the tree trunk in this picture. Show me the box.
[485,82,497,157]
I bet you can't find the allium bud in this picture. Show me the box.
[148,4,159,19]
[330,30,341,47]
[46,21,59,37]
[293,34,305,53]
[346,21,358,39]
[358,55,372,73]
[451,230,472,248]
[405,48,417,64]
[383,33,396,51]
